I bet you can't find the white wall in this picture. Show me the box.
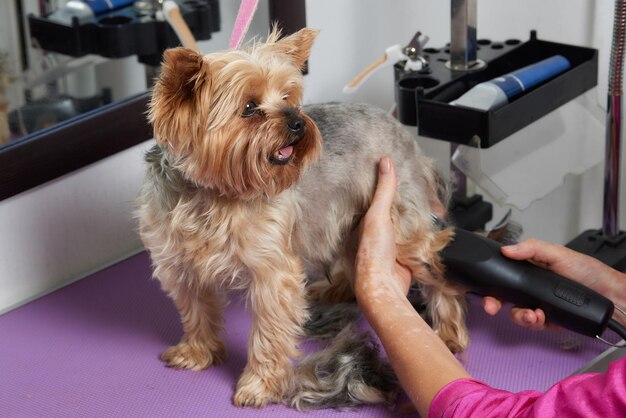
[0,142,151,313]
[1,0,624,313]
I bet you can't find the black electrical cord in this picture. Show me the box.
[607,318,626,342]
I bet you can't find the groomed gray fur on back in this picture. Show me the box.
[294,102,438,276]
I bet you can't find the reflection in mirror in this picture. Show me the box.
[0,0,221,149]
[3,53,113,144]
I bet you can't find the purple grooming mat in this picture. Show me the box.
[1,252,618,417]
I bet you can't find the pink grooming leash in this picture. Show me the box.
[229,0,260,49]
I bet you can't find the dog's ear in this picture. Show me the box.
[149,47,209,151]
[272,27,319,70]
[155,47,209,103]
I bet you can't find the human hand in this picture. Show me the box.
[482,238,621,330]
[355,157,412,303]
[482,295,554,331]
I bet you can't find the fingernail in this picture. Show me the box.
[523,312,534,324]
[380,157,391,174]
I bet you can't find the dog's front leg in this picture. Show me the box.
[160,277,226,371]
[233,257,309,407]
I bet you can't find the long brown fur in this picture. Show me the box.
[137,28,468,408]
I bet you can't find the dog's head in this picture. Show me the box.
[149,28,322,199]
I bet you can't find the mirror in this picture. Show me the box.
[0,1,169,147]
[0,0,208,201]
[0,0,304,201]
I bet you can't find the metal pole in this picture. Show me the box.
[448,0,484,71]
[449,0,482,201]
[602,0,625,238]
[604,95,622,237]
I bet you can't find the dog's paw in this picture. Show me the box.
[233,371,285,408]
[160,340,225,371]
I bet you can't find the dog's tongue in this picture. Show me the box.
[278,145,293,159]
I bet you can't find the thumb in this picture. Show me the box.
[369,157,397,213]
[500,243,532,261]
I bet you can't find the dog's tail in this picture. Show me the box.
[285,303,400,411]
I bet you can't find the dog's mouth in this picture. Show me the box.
[270,139,299,165]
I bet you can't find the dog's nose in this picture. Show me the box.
[287,117,305,133]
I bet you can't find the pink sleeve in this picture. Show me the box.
[429,356,626,418]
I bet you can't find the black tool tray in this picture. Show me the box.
[28,0,220,66]
[394,31,598,148]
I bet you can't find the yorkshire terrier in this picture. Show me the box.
[137,28,468,408]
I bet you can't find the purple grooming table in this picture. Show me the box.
[0,252,618,417]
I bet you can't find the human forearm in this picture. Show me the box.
[357,288,470,417]
[354,157,471,416]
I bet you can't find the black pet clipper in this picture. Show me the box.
[440,227,626,343]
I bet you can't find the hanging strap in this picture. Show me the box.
[229,0,260,49]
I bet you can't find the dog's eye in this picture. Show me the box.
[242,101,258,118]
[281,94,289,101]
